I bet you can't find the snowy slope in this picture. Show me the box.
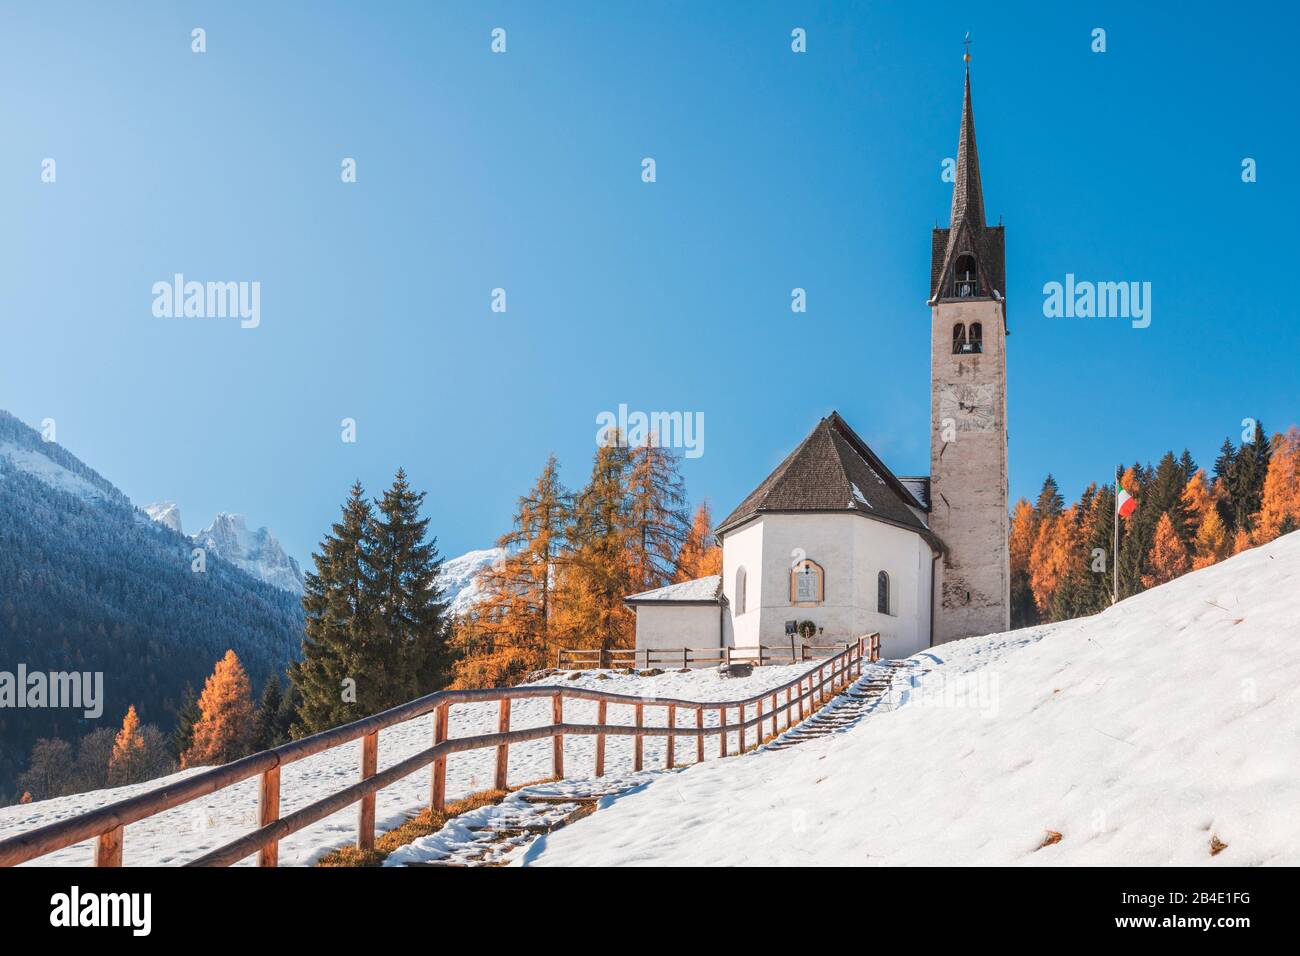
[437,547,503,615]
[143,501,183,533]
[0,662,814,866]
[526,531,1300,866]
[0,441,117,505]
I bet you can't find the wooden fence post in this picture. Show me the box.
[719,707,728,757]
[552,693,564,780]
[696,706,704,763]
[634,702,644,771]
[431,701,449,812]
[95,827,123,867]
[358,731,378,851]
[258,765,281,867]
[595,700,607,777]
[757,645,765,667]
[739,703,747,752]
[495,698,511,790]
[769,693,777,738]
[666,704,676,768]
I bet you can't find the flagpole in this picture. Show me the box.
[1112,465,1120,605]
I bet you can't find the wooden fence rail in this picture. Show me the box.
[0,634,881,869]
[556,641,853,671]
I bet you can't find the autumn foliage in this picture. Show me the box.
[182,650,254,768]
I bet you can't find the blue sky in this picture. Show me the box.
[2,1,1296,566]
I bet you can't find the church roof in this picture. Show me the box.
[715,412,940,550]
[624,575,723,605]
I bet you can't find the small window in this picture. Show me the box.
[877,571,891,615]
[968,322,983,354]
[735,566,747,615]
[951,323,967,354]
[790,559,824,605]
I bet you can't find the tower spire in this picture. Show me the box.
[950,39,985,230]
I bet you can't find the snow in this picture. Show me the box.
[626,575,721,602]
[437,547,504,615]
[0,441,112,504]
[190,512,305,595]
[0,661,816,866]
[525,531,1300,866]
[849,482,872,508]
[143,501,183,534]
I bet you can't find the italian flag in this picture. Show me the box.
[1117,484,1137,519]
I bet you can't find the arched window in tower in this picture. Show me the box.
[877,571,891,615]
[969,322,983,354]
[954,253,979,298]
[735,566,747,615]
[951,322,967,354]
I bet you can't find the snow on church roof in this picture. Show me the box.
[715,412,939,550]
[624,575,723,605]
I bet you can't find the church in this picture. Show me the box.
[626,63,1011,661]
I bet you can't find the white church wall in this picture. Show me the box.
[633,604,723,662]
[720,512,933,658]
[721,519,764,648]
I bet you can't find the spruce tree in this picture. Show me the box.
[251,675,285,752]
[1177,449,1198,483]
[365,468,450,709]
[171,684,200,761]
[1213,437,1238,531]
[291,482,376,736]
[1080,483,1116,614]
[1033,475,1064,521]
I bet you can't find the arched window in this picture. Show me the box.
[951,323,967,354]
[877,571,891,615]
[735,566,747,615]
[790,559,824,605]
[954,253,979,297]
[968,322,983,354]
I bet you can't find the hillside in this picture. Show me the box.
[528,530,1300,866]
[0,411,304,799]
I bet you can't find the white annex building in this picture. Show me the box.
[626,65,1011,661]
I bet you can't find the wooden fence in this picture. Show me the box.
[0,634,880,868]
[557,640,855,671]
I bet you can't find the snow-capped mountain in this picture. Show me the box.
[143,501,183,533]
[190,512,305,596]
[437,547,504,615]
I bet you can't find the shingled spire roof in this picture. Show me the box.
[928,58,1006,325]
[949,66,985,231]
[715,412,940,550]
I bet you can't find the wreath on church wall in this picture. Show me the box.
[797,620,817,640]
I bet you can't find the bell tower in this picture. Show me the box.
[928,52,1010,642]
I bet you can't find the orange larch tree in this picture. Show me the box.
[1141,512,1191,588]
[182,650,254,768]
[1254,427,1300,544]
[675,501,722,582]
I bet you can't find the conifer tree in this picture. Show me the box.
[108,706,146,786]
[675,501,722,581]
[171,684,200,761]
[291,482,375,736]
[1255,427,1300,544]
[1008,498,1038,627]
[1228,421,1271,531]
[554,441,634,651]
[1213,437,1239,531]
[364,468,450,709]
[1177,449,1198,483]
[1117,465,1148,599]
[1033,475,1064,521]
[1192,506,1230,569]
[624,442,690,593]
[1079,483,1117,613]
[183,650,254,768]
[251,675,285,752]
[451,457,570,688]
[1141,512,1191,588]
